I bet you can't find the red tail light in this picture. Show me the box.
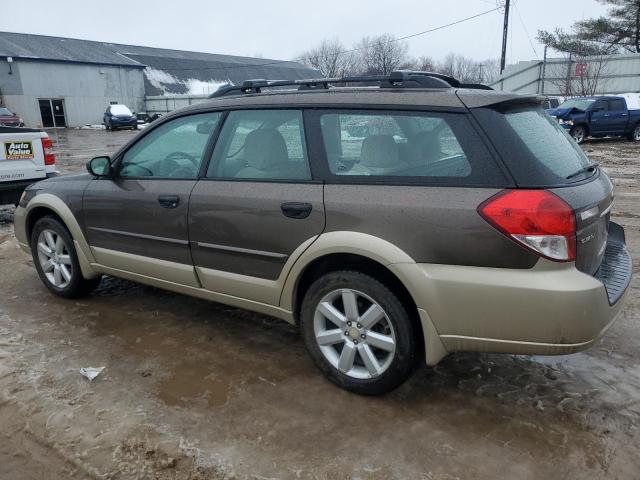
[478,190,576,262]
[41,136,56,165]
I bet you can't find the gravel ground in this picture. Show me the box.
[0,129,638,479]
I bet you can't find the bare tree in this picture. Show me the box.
[356,34,409,75]
[545,56,610,97]
[399,55,436,72]
[299,38,359,77]
[538,29,612,96]
[436,54,479,83]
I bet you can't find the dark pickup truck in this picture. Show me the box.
[547,96,640,144]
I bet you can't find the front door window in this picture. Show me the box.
[119,112,222,179]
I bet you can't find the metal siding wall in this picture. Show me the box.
[493,54,640,96]
[144,95,209,115]
[8,60,145,127]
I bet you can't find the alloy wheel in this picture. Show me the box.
[313,289,396,380]
[572,127,585,144]
[36,229,73,288]
[634,126,640,141]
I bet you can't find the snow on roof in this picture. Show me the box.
[144,67,230,96]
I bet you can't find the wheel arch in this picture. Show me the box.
[572,122,590,136]
[24,194,98,278]
[281,232,450,364]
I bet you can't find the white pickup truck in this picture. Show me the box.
[0,127,57,205]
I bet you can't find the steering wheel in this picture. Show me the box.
[160,151,199,177]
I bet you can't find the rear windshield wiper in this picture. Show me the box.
[566,162,598,180]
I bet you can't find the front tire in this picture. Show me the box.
[30,216,101,298]
[570,125,587,144]
[300,271,418,395]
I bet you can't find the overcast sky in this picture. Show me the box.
[1,0,609,64]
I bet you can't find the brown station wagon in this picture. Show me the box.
[15,72,633,395]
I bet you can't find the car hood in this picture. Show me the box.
[27,173,93,190]
[547,107,584,118]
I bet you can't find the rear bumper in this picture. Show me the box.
[0,174,55,204]
[391,225,631,362]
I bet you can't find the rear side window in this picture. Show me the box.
[316,110,507,185]
[608,99,625,111]
[473,106,591,186]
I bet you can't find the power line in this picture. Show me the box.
[514,4,539,59]
[149,7,501,74]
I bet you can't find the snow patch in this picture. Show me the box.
[144,67,230,96]
[183,78,230,95]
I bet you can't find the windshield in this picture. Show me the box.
[0,108,13,116]
[110,105,133,116]
[557,98,596,111]
[472,106,593,186]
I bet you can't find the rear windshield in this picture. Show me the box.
[557,98,595,111]
[473,106,592,186]
[0,108,13,116]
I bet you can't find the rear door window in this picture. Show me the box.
[315,110,507,185]
[207,109,311,180]
[608,99,625,111]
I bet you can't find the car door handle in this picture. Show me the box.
[281,202,312,219]
[158,195,180,209]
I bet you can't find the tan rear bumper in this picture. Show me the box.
[391,259,628,365]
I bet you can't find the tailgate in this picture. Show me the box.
[551,171,614,275]
[0,129,47,182]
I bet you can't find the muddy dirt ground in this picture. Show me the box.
[0,128,638,479]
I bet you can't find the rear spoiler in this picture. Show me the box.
[456,91,546,109]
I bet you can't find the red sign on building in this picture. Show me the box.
[575,63,588,77]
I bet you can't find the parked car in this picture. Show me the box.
[0,107,24,127]
[540,96,564,110]
[547,95,640,144]
[0,126,57,205]
[136,112,163,124]
[103,104,138,131]
[14,72,632,395]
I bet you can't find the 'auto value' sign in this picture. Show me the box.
[4,141,34,160]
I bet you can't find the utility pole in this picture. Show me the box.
[540,45,548,94]
[478,63,486,83]
[500,0,511,75]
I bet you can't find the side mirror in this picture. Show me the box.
[196,122,214,134]
[87,156,112,177]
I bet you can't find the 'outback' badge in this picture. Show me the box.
[4,141,34,160]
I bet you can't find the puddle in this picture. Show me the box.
[157,363,231,408]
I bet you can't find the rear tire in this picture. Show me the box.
[628,124,640,142]
[570,125,587,144]
[300,270,418,395]
[30,216,101,299]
